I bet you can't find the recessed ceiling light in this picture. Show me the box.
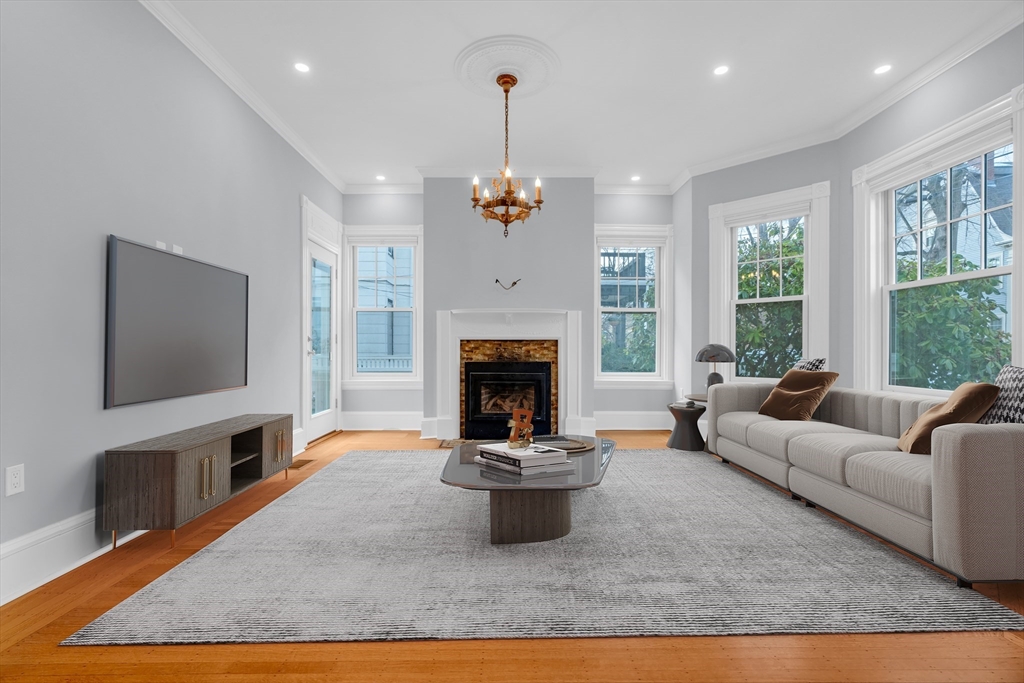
[294,63,310,73]
[874,64,892,75]
[376,175,386,181]
[631,176,641,181]
[714,65,729,76]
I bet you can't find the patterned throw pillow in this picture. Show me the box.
[792,358,826,371]
[978,365,1024,424]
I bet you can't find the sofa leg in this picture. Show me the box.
[955,577,973,589]
[719,457,729,465]
[804,500,816,508]
[790,493,800,501]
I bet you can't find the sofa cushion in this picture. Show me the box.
[898,382,999,454]
[759,369,840,421]
[846,451,932,519]
[788,433,900,485]
[717,412,777,448]
[747,421,865,463]
[978,365,1024,424]
[792,358,826,371]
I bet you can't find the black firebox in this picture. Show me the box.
[464,361,552,439]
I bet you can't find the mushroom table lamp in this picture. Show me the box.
[695,344,736,389]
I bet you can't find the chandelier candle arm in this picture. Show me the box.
[470,73,545,238]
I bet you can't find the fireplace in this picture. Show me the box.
[464,361,552,439]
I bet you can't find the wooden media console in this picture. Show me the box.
[104,414,293,547]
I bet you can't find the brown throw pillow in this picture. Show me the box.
[758,369,839,421]
[897,382,1000,454]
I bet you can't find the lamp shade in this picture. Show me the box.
[694,344,736,363]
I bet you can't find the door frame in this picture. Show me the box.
[300,196,342,449]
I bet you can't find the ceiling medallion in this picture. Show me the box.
[471,74,543,237]
[454,35,560,99]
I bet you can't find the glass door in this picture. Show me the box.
[307,241,339,441]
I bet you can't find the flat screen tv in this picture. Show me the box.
[105,235,248,408]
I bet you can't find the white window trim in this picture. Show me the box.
[709,182,831,383]
[853,85,1023,392]
[594,224,675,389]
[341,224,424,390]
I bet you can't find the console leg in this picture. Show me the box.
[170,529,176,548]
[112,530,117,549]
[956,577,972,589]
[285,467,289,480]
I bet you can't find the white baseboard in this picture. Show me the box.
[419,418,437,439]
[594,411,674,431]
[564,416,598,436]
[292,426,306,454]
[341,411,423,431]
[0,510,146,605]
[434,417,459,440]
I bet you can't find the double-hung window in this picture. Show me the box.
[595,225,673,385]
[709,183,830,382]
[853,87,1020,393]
[886,144,1013,390]
[342,226,423,387]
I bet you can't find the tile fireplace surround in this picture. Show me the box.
[433,309,591,440]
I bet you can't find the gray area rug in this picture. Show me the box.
[65,450,1024,644]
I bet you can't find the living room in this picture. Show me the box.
[1,1,1022,681]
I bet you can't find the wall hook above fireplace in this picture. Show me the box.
[495,278,521,290]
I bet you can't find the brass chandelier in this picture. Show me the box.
[471,74,543,238]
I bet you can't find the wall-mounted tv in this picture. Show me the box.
[105,235,248,408]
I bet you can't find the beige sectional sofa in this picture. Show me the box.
[707,383,1023,586]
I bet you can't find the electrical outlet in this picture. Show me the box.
[172,244,183,254]
[155,241,166,250]
[6,464,25,496]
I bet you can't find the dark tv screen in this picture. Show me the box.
[105,236,248,408]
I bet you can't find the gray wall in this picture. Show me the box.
[338,193,424,414]
[595,193,673,226]
[681,24,1024,393]
[423,177,596,420]
[0,1,342,543]
[342,193,423,227]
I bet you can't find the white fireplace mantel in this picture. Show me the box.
[432,309,592,439]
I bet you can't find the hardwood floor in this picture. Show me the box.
[1,430,1021,683]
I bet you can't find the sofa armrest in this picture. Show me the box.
[706,382,776,454]
[932,422,1024,582]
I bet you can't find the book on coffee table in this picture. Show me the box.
[477,442,568,468]
[473,455,575,476]
[477,466,572,485]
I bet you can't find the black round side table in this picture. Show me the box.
[667,402,706,451]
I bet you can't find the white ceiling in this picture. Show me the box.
[149,0,1023,194]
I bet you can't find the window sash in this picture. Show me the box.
[731,296,808,380]
[597,244,663,377]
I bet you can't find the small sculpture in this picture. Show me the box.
[507,408,535,449]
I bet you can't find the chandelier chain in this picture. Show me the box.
[504,89,509,170]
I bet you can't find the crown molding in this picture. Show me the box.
[595,184,672,195]
[830,5,1024,140]
[344,184,423,195]
[138,0,346,193]
[667,8,1023,195]
[668,169,693,195]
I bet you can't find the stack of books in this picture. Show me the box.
[474,442,575,479]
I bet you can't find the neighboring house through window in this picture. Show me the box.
[595,225,674,387]
[342,225,423,388]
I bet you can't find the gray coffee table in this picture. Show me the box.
[440,436,616,544]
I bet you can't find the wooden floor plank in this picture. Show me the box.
[1,430,1021,683]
